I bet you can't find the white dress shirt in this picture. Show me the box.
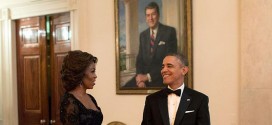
[150,26,158,39]
[168,83,185,125]
[147,26,159,82]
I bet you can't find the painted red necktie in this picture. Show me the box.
[150,30,155,53]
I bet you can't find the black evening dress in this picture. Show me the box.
[60,92,103,125]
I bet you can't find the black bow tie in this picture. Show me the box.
[166,88,181,96]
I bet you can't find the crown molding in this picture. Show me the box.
[0,0,77,20]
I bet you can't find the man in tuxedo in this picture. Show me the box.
[124,2,177,88]
[141,53,210,125]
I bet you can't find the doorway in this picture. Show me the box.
[16,12,71,125]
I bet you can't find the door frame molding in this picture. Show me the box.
[0,0,78,124]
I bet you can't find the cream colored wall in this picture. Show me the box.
[240,0,272,124]
[193,0,239,125]
[0,21,2,125]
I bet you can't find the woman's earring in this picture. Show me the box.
[80,81,83,86]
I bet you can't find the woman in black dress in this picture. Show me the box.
[60,50,103,125]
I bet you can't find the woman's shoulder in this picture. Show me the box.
[61,92,76,104]
[62,92,73,99]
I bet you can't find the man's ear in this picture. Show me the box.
[182,66,189,76]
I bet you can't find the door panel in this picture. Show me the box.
[24,56,41,110]
[16,16,48,125]
[50,12,71,124]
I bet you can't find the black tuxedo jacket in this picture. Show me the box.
[141,87,210,125]
[136,23,177,87]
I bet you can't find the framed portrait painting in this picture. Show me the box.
[115,0,193,94]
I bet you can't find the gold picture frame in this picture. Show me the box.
[115,0,193,94]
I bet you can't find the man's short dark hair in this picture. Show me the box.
[166,53,189,66]
[145,2,160,15]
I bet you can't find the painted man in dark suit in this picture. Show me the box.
[141,53,210,125]
[124,2,177,88]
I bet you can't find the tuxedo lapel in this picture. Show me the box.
[174,88,191,125]
[159,90,170,125]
